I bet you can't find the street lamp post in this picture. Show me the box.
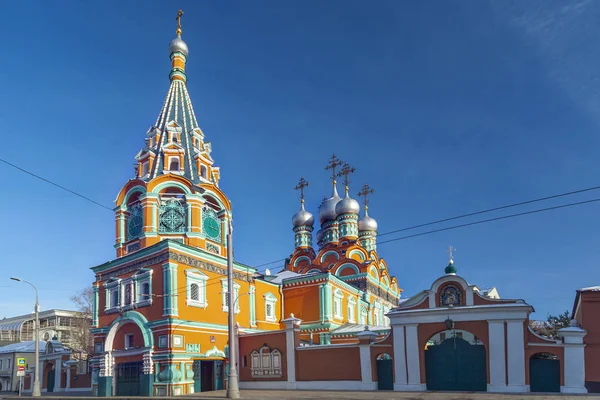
[10,277,41,397]
[226,220,240,399]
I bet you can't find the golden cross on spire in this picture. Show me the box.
[176,9,184,35]
[324,154,343,183]
[337,162,355,188]
[358,183,375,209]
[294,177,309,204]
[446,245,456,262]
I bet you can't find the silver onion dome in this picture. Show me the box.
[292,203,314,228]
[358,209,378,232]
[335,189,360,216]
[319,185,342,224]
[169,35,189,57]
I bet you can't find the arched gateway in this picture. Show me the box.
[424,329,486,391]
[388,257,588,394]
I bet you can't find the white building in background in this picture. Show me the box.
[0,310,88,348]
[0,340,45,392]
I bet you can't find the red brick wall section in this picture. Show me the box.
[238,331,288,382]
[112,322,144,350]
[70,368,92,388]
[579,291,600,384]
[296,346,361,381]
[418,321,490,384]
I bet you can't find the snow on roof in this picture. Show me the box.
[330,323,390,335]
[0,341,46,354]
[578,286,600,292]
[268,270,300,284]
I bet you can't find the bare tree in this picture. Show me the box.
[69,287,94,360]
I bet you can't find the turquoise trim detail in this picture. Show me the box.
[91,239,256,275]
[92,286,99,327]
[336,263,360,276]
[163,262,178,316]
[319,284,324,323]
[324,283,332,321]
[146,318,265,333]
[151,181,192,195]
[108,310,154,347]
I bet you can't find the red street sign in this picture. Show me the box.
[18,366,25,372]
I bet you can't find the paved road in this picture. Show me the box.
[2,390,599,399]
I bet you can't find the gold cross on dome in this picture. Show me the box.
[446,246,456,262]
[324,154,343,182]
[176,10,184,35]
[358,183,375,208]
[294,177,309,203]
[337,162,355,188]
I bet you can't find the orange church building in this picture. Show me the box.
[89,12,399,397]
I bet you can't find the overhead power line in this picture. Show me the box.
[377,197,600,245]
[378,185,600,237]
[0,158,113,211]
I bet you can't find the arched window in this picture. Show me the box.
[201,165,208,179]
[190,283,199,301]
[169,158,179,171]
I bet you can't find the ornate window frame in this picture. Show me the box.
[250,346,282,378]
[186,269,208,308]
[221,279,240,313]
[133,268,153,308]
[333,288,344,320]
[104,278,121,313]
[359,306,367,325]
[264,292,277,322]
[347,296,357,323]
[373,301,382,326]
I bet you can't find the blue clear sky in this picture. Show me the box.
[1,0,598,319]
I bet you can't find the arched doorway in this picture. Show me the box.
[376,353,393,390]
[530,353,560,392]
[424,329,486,391]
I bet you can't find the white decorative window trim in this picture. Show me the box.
[104,278,121,312]
[221,279,240,313]
[186,269,208,308]
[359,307,367,325]
[333,288,344,320]
[264,292,277,322]
[347,296,357,323]
[251,346,282,378]
[133,268,153,308]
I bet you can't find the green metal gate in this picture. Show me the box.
[116,362,142,396]
[530,357,560,392]
[425,337,486,391]
[376,359,393,390]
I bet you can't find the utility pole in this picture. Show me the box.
[226,219,240,399]
[10,278,41,397]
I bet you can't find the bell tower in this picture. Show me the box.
[113,11,231,258]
